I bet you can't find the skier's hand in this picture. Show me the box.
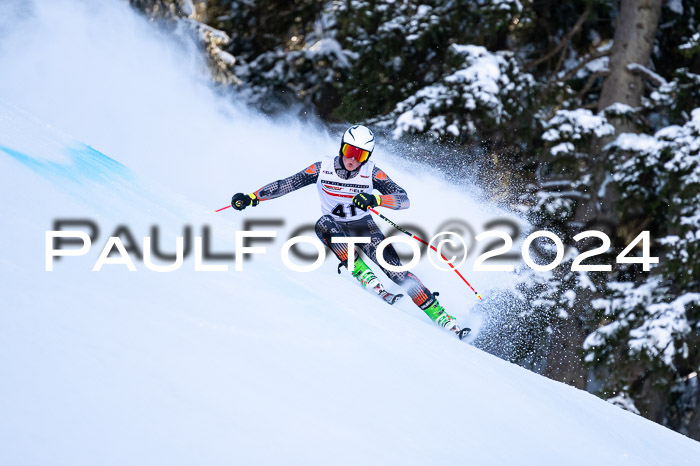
[352,193,381,211]
[231,192,260,211]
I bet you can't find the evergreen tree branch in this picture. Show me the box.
[551,41,570,82]
[576,70,609,103]
[524,4,592,71]
[559,48,611,84]
[626,63,668,87]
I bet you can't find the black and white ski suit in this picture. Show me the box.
[252,156,437,311]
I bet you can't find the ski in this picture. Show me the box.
[378,290,403,305]
[338,260,403,306]
[457,327,472,340]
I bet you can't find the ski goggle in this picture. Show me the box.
[341,143,371,163]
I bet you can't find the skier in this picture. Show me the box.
[231,125,466,337]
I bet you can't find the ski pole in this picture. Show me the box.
[216,205,231,212]
[368,207,482,300]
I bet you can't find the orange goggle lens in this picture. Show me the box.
[341,143,370,163]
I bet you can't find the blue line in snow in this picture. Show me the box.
[0,143,134,186]
[0,142,188,218]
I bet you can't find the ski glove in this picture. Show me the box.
[352,193,381,211]
[231,193,260,211]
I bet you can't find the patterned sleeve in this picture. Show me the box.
[372,166,410,210]
[253,162,321,201]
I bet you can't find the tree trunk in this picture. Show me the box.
[570,0,664,398]
[574,0,664,233]
[597,0,663,112]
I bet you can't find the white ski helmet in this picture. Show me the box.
[339,124,375,163]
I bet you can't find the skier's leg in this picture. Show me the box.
[315,215,350,263]
[314,215,381,289]
[357,217,460,330]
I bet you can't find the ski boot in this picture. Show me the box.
[351,256,380,289]
[338,257,403,305]
[423,299,471,340]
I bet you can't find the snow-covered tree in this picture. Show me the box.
[130,0,239,85]
[583,106,700,432]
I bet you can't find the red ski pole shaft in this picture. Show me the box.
[368,207,482,300]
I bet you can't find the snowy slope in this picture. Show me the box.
[1,1,700,465]
[2,102,700,466]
